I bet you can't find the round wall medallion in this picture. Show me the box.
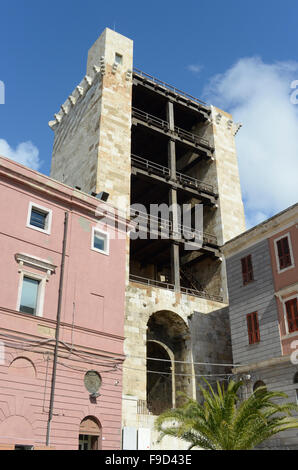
[84,370,102,394]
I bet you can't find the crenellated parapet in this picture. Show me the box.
[48,60,106,130]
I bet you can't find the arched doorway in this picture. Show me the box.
[78,416,102,450]
[147,340,174,415]
[146,310,193,414]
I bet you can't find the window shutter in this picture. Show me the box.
[241,257,248,284]
[254,312,260,342]
[247,314,253,344]
[241,255,253,285]
[277,237,291,270]
[286,299,298,333]
[247,312,260,344]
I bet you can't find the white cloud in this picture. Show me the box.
[188,64,203,75]
[0,139,40,170]
[204,57,298,228]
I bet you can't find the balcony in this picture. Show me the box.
[133,68,210,113]
[129,274,223,303]
[131,154,217,197]
[130,208,218,247]
[132,107,213,153]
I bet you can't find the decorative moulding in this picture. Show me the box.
[15,253,57,281]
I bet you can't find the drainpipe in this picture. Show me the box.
[46,211,69,446]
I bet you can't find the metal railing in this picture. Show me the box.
[133,68,207,106]
[130,209,217,246]
[132,107,211,149]
[131,154,170,179]
[131,153,215,194]
[129,274,223,303]
[130,274,175,291]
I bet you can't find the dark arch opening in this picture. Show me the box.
[293,372,298,384]
[147,341,172,415]
[146,310,192,415]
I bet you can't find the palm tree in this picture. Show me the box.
[155,379,298,450]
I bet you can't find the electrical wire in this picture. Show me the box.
[121,364,234,379]
[127,353,244,368]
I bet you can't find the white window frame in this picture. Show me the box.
[16,270,47,317]
[26,201,52,235]
[274,232,295,274]
[91,227,109,256]
[282,293,298,336]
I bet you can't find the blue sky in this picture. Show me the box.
[0,0,297,227]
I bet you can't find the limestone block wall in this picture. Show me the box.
[123,282,226,407]
[209,106,246,244]
[50,73,103,193]
[122,283,229,448]
[50,28,133,211]
[190,307,233,399]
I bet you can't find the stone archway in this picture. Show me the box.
[146,310,194,414]
[147,340,175,414]
[79,416,102,450]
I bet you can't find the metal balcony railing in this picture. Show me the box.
[131,154,170,179]
[132,107,212,150]
[133,68,207,106]
[130,209,218,246]
[131,154,215,195]
[129,274,223,303]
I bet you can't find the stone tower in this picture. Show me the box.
[49,28,246,450]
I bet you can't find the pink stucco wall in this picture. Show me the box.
[269,225,298,356]
[0,156,128,449]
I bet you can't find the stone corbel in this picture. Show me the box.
[84,75,93,87]
[126,69,133,81]
[93,65,101,74]
[76,86,84,96]
[100,56,106,76]
[68,95,76,106]
[112,62,118,74]
[48,120,58,130]
[61,104,69,115]
[233,122,242,136]
[215,113,222,125]
[227,119,233,130]
[54,113,62,123]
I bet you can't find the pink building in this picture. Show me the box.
[0,155,128,450]
[269,223,298,356]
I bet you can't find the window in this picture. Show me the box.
[241,255,254,285]
[19,277,40,315]
[285,298,298,333]
[92,228,109,255]
[274,234,294,273]
[115,53,123,65]
[246,311,260,344]
[253,380,267,395]
[27,202,52,234]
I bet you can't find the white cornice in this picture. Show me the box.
[15,253,57,280]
